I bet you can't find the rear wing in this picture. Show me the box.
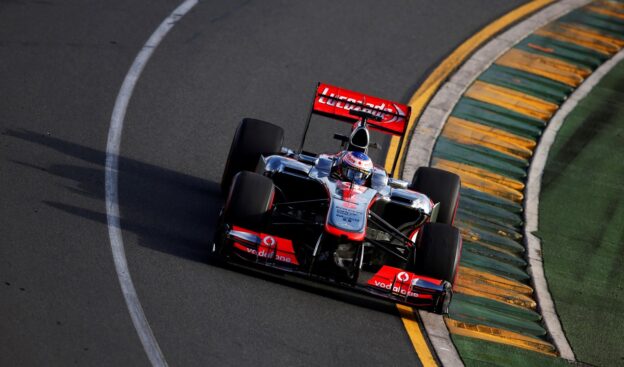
[300,82,412,175]
[313,83,411,135]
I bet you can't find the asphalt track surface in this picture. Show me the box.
[1,1,526,366]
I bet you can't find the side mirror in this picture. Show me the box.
[388,178,409,189]
[333,133,349,143]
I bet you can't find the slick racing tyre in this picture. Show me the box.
[410,167,460,225]
[223,171,275,232]
[415,222,462,284]
[221,118,284,193]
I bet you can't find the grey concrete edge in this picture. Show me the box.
[401,0,593,365]
[524,48,624,361]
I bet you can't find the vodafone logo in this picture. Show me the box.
[397,271,410,282]
[262,236,276,248]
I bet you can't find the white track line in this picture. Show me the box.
[402,0,592,365]
[525,47,624,361]
[105,0,198,366]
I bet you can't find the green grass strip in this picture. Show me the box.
[538,58,624,367]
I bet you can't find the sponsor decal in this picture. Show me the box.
[316,87,406,123]
[238,246,297,264]
[337,181,367,193]
[366,266,444,300]
[368,266,420,298]
[231,227,299,265]
[313,83,410,135]
[263,235,276,248]
[341,201,358,209]
[370,279,419,298]
[336,181,368,202]
[333,205,362,231]
[397,271,410,282]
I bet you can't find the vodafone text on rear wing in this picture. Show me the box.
[299,82,412,175]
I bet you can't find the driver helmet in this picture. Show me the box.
[338,151,373,185]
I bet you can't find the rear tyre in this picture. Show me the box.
[410,167,460,225]
[415,222,462,284]
[221,118,284,193]
[223,171,275,232]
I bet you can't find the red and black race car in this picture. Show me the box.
[212,83,462,314]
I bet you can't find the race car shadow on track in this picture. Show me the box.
[4,128,399,316]
[208,257,399,315]
[4,128,222,263]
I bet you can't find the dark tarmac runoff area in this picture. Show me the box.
[0,1,526,366]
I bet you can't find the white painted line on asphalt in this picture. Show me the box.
[525,48,624,362]
[105,0,198,366]
[401,0,592,365]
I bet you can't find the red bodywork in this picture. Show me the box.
[367,266,440,301]
[313,83,411,136]
[231,226,300,265]
[227,225,447,308]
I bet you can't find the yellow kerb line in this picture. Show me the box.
[396,304,438,367]
[384,0,556,176]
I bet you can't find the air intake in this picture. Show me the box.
[348,126,369,152]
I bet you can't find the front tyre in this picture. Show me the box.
[410,167,460,225]
[221,118,284,193]
[415,222,462,285]
[223,171,275,232]
[212,171,276,262]
[415,222,461,314]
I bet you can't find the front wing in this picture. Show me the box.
[215,226,452,312]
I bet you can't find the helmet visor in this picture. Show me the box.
[343,166,369,185]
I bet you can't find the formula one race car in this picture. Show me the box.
[212,83,462,313]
